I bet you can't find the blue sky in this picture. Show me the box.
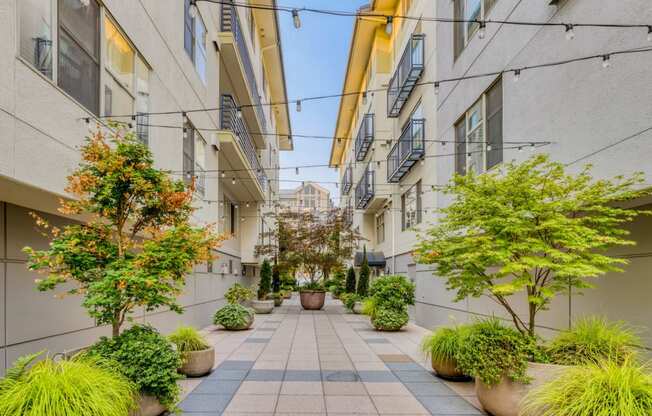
[278,0,367,205]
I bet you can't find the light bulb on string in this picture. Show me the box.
[513,69,521,82]
[84,117,90,127]
[246,202,250,208]
[189,0,198,19]
[478,21,486,39]
[648,26,652,42]
[530,143,536,150]
[292,9,301,29]
[565,24,575,40]
[296,100,302,112]
[221,171,226,178]
[295,167,299,175]
[362,91,368,105]
[236,107,243,119]
[518,146,524,153]
[434,82,440,95]
[601,54,611,69]
[385,16,393,35]
[232,177,236,185]
[487,143,493,151]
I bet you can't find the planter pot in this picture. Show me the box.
[131,394,166,416]
[352,301,363,314]
[431,355,469,381]
[274,297,283,307]
[475,362,569,416]
[283,292,292,299]
[251,299,274,314]
[179,347,215,377]
[222,313,254,331]
[299,290,326,310]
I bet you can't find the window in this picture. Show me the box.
[183,118,195,187]
[454,78,503,175]
[230,202,237,234]
[104,16,133,118]
[184,0,207,83]
[401,181,422,231]
[454,0,497,58]
[376,210,385,244]
[19,0,53,78]
[195,134,207,196]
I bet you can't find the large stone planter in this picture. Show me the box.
[475,362,569,416]
[431,355,469,381]
[274,297,283,307]
[251,299,274,314]
[352,301,363,314]
[179,347,215,377]
[299,290,326,310]
[131,394,166,416]
[222,313,254,330]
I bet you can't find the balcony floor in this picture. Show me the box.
[177,295,484,415]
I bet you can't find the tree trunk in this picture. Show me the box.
[112,321,120,338]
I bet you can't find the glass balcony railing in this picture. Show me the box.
[387,34,425,118]
[387,119,425,183]
[342,165,353,195]
[354,114,375,161]
[220,95,268,192]
[355,165,375,209]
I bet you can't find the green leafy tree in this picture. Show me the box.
[357,247,370,297]
[345,266,357,293]
[258,259,272,300]
[415,154,650,337]
[23,129,223,337]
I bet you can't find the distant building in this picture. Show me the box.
[279,182,333,212]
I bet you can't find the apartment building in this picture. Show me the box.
[0,0,291,373]
[278,181,333,212]
[332,0,652,348]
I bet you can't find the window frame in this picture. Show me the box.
[18,0,56,79]
[453,0,497,59]
[401,181,422,231]
[376,210,385,244]
[183,0,207,83]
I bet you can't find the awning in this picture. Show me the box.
[354,251,386,268]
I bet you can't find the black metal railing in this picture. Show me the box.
[355,165,375,209]
[387,119,425,183]
[355,114,375,161]
[343,203,353,226]
[387,34,425,118]
[220,3,267,132]
[342,165,353,195]
[221,95,267,192]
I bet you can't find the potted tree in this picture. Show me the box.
[364,275,415,331]
[252,259,274,314]
[168,326,215,377]
[354,247,370,312]
[415,155,651,416]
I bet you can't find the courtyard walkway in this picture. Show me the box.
[178,295,484,415]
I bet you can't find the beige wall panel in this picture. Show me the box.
[0,263,5,347]
[0,111,15,177]
[0,202,5,258]
[0,348,5,377]
[6,204,72,261]
[0,0,15,112]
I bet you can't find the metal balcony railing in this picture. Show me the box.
[342,165,353,195]
[387,119,425,183]
[220,3,267,132]
[221,95,268,192]
[343,203,353,226]
[355,165,375,209]
[355,114,375,161]
[387,34,425,118]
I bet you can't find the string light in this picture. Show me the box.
[236,107,243,119]
[362,91,368,105]
[385,16,393,35]
[434,82,440,95]
[295,167,300,175]
[189,0,198,19]
[487,143,493,151]
[648,26,652,42]
[565,24,575,40]
[513,69,521,82]
[232,177,236,185]
[221,171,226,178]
[292,9,301,29]
[601,54,611,68]
[296,100,302,112]
[478,21,486,39]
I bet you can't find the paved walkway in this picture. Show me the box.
[178,295,484,415]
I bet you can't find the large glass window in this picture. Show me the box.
[135,57,150,145]
[183,118,195,188]
[195,134,207,196]
[401,181,422,231]
[184,0,207,83]
[19,0,53,78]
[104,17,134,91]
[376,210,385,244]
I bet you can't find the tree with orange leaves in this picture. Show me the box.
[24,128,224,337]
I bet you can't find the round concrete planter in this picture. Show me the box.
[274,297,283,307]
[475,362,569,416]
[352,301,363,314]
[131,394,166,416]
[222,313,254,331]
[179,347,215,377]
[431,355,469,381]
[299,290,326,310]
[251,299,274,314]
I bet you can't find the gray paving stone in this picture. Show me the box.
[217,360,255,370]
[254,327,276,331]
[365,338,390,344]
[207,369,248,381]
[404,382,457,397]
[418,395,483,414]
[244,337,270,343]
[321,370,359,382]
[284,369,322,381]
[386,362,427,371]
[192,380,241,395]
[245,369,285,381]
[357,370,399,382]
[394,370,439,382]
[178,394,232,413]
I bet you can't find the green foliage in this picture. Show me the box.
[371,308,409,331]
[345,266,357,293]
[258,259,272,300]
[300,281,325,291]
[415,155,651,336]
[2,351,42,383]
[357,248,370,297]
[23,130,222,337]
[368,275,415,311]
[213,304,254,329]
[272,265,281,293]
[340,293,360,311]
[168,326,210,353]
[329,268,346,296]
[361,298,376,316]
[521,360,652,416]
[546,317,641,366]
[420,325,471,364]
[0,354,137,416]
[87,325,181,408]
[225,283,255,305]
[455,318,547,386]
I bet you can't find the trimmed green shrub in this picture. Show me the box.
[521,360,652,416]
[341,293,360,311]
[0,353,137,416]
[168,326,210,353]
[357,248,370,297]
[368,275,415,310]
[420,325,471,364]
[225,283,255,305]
[371,308,409,331]
[258,259,272,300]
[361,297,376,316]
[87,325,182,408]
[546,317,641,366]
[345,266,357,293]
[213,304,254,329]
[455,318,547,386]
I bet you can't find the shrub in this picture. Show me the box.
[455,318,547,386]
[272,265,281,293]
[345,266,357,293]
[546,317,641,366]
[371,308,409,331]
[300,281,325,291]
[168,326,210,353]
[357,248,370,297]
[330,268,346,296]
[368,275,415,311]
[0,353,137,416]
[341,293,360,311]
[258,259,272,300]
[87,325,182,408]
[213,304,254,329]
[225,283,255,305]
[361,298,376,316]
[521,360,652,416]
[420,325,471,364]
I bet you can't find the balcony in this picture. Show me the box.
[387,119,425,183]
[219,95,268,200]
[387,34,425,118]
[355,165,375,209]
[355,114,375,161]
[219,3,267,144]
[342,165,353,195]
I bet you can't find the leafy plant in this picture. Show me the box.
[371,308,409,331]
[357,247,370,297]
[341,293,360,311]
[420,325,471,364]
[0,354,137,416]
[361,298,376,316]
[415,154,651,337]
[368,275,415,311]
[345,266,357,293]
[521,359,652,416]
[87,324,182,408]
[213,304,254,329]
[168,326,210,353]
[546,317,641,366]
[23,129,223,337]
[225,283,255,305]
[455,318,547,386]
[300,281,325,291]
[328,268,346,297]
[258,259,272,300]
